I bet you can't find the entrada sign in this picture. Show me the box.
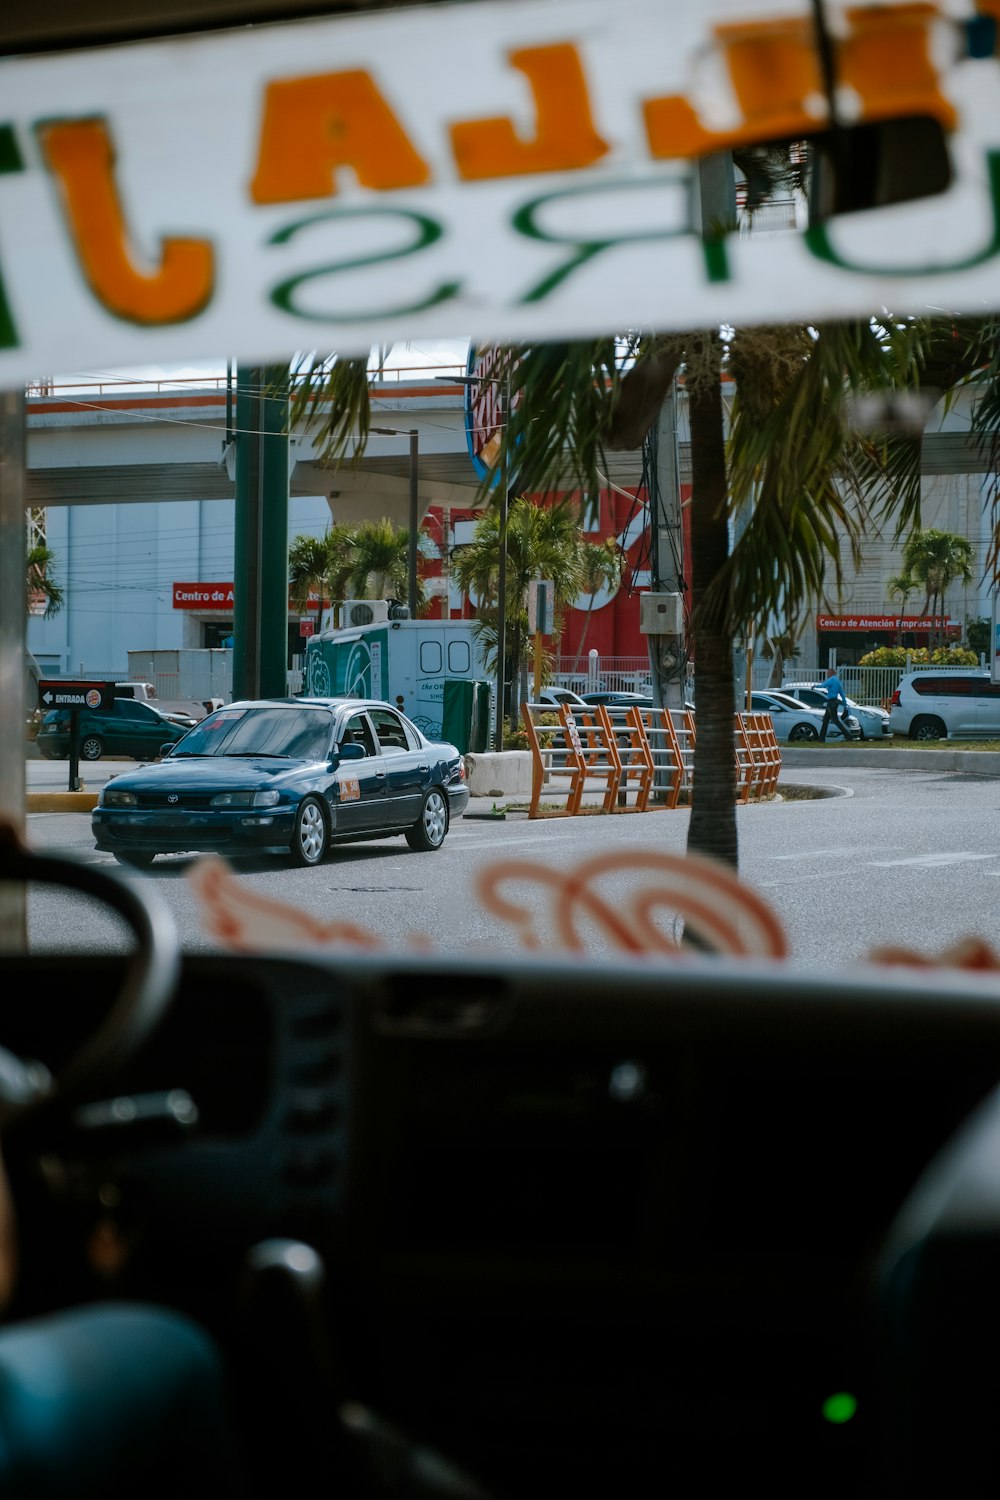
[2,0,1000,380]
[38,680,115,711]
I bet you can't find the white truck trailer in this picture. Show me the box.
[303,610,492,752]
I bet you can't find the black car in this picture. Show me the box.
[37,699,192,762]
[91,696,469,868]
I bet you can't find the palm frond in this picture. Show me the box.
[289,353,375,468]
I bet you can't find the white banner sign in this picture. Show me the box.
[0,0,998,381]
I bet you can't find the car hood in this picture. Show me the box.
[105,756,324,790]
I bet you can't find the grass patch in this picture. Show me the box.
[741,738,994,756]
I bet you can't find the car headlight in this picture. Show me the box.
[209,789,281,808]
[102,788,138,807]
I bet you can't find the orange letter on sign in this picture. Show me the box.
[251,71,430,203]
[449,43,608,181]
[37,119,213,325]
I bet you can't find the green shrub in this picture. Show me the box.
[929,646,979,665]
[858,645,977,668]
[858,646,926,667]
[503,711,559,751]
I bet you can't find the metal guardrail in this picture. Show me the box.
[521,702,779,818]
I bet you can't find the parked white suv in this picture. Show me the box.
[888,670,1000,740]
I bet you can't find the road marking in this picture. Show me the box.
[870,852,997,868]
[451,833,580,851]
[770,847,860,861]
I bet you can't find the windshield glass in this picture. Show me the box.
[10,0,1000,981]
[172,707,333,760]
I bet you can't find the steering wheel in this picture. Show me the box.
[0,821,180,1126]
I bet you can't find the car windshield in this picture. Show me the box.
[169,707,333,760]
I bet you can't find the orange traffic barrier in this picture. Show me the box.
[522,702,778,818]
[735,711,782,802]
[669,708,696,797]
[521,702,584,817]
[560,706,621,813]
[603,704,654,812]
[634,707,684,810]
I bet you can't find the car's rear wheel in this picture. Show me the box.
[289,796,328,867]
[406,788,449,851]
[911,716,946,741]
[114,850,156,869]
[788,723,818,742]
[80,734,104,760]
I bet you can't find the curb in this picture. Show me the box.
[27,791,100,813]
[781,747,1000,774]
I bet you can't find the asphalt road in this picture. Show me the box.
[19,761,1000,969]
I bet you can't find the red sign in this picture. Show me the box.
[173,582,234,610]
[173,583,327,613]
[299,619,315,638]
[816,614,961,632]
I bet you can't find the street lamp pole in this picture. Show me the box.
[372,426,419,616]
[434,366,511,752]
[408,428,419,619]
[495,372,509,753]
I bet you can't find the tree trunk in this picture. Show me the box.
[686,363,739,870]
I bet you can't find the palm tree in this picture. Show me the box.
[895,528,975,650]
[886,571,917,645]
[570,537,623,677]
[349,518,426,612]
[288,526,356,633]
[451,496,583,730]
[26,543,63,619]
[283,317,929,868]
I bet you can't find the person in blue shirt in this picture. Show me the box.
[819,672,850,741]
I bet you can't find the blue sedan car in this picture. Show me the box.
[92,696,469,869]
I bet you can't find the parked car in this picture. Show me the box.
[779,682,891,740]
[37,699,192,762]
[536,686,590,711]
[749,690,860,743]
[91,696,469,868]
[888,669,1000,740]
[580,690,654,709]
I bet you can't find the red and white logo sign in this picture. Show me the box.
[85,688,102,707]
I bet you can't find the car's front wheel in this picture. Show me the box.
[289,796,328,867]
[910,716,946,742]
[80,735,104,760]
[406,788,449,851]
[788,723,819,743]
[113,850,156,869]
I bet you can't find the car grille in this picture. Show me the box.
[131,792,219,809]
[115,825,234,843]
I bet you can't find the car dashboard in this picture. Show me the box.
[5,947,1000,1497]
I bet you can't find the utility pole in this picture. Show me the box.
[495,374,509,752]
[408,429,419,619]
[647,383,685,713]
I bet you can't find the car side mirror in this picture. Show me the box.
[337,741,366,761]
[158,743,175,759]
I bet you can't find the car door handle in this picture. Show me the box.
[418,764,429,772]
[375,770,386,779]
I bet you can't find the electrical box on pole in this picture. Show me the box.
[640,592,684,635]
